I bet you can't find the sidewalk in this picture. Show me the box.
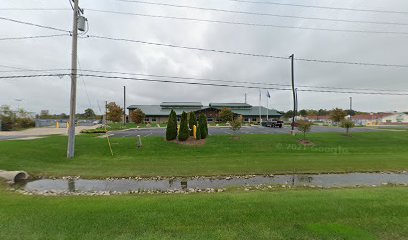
[0,125,100,137]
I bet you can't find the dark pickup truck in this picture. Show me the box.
[262,119,284,128]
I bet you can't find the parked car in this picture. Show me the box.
[262,119,284,128]
[93,120,102,125]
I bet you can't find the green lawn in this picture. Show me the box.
[1,184,408,239]
[0,132,407,178]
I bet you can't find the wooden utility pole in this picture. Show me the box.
[290,54,296,135]
[67,0,80,159]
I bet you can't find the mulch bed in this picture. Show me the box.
[298,139,314,146]
[168,138,206,146]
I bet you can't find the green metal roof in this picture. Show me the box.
[128,104,282,117]
[160,102,203,108]
[127,105,202,116]
[231,106,281,117]
[209,103,252,109]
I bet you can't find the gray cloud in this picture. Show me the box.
[1,0,407,114]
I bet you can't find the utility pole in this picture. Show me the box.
[123,86,126,126]
[349,97,353,111]
[67,0,80,159]
[295,88,298,115]
[290,54,296,135]
[244,93,247,104]
[105,101,108,125]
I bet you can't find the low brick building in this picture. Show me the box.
[127,102,282,124]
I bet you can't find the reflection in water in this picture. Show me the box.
[298,175,313,183]
[181,181,188,190]
[169,179,174,188]
[20,173,408,194]
[68,179,76,192]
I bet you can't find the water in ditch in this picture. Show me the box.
[17,172,408,194]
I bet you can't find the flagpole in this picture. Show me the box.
[259,89,261,126]
[267,96,269,121]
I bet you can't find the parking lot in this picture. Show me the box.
[110,125,380,138]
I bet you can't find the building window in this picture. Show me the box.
[151,117,157,122]
[252,117,257,122]
[208,118,213,122]
[244,118,249,122]
[144,117,150,122]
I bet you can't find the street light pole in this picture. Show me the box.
[67,0,80,159]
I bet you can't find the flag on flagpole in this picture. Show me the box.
[266,91,271,98]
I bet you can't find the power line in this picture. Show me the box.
[0,74,70,79]
[0,68,70,73]
[0,64,32,70]
[117,0,408,26]
[87,34,408,68]
[77,68,408,93]
[86,9,408,35]
[1,67,406,93]
[220,0,408,15]
[78,73,408,96]
[0,16,69,33]
[0,34,69,41]
[2,73,408,96]
[0,8,70,11]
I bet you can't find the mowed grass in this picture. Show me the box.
[0,131,408,177]
[1,184,408,240]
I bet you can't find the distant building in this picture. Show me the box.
[302,115,333,125]
[349,113,408,126]
[127,102,282,124]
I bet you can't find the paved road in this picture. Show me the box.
[110,126,380,138]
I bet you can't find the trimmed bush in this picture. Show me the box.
[166,110,178,140]
[196,123,202,140]
[178,111,189,141]
[198,113,208,139]
[80,129,108,134]
[188,112,197,136]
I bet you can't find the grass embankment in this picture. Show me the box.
[0,132,407,178]
[1,183,407,240]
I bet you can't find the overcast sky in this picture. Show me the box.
[1,0,407,114]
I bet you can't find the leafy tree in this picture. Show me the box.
[166,110,178,140]
[340,119,355,136]
[198,113,209,139]
[219,108,233,123]
[297,120,313,140]
[131,109,146,124]
[178,111,189,141]
[106,102,123,123]
[230,116,243,134]
[330,108,347,123]
[306,109,318,116]
[188,112,197,136]
[299,109,308,117]
[283,110,294,119]
[345,109,356,116]
[0,105,15,131]
[83,108,96,119]
[318,109,329,116]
